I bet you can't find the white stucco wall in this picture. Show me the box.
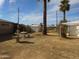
[67,25,79,37]
[31,24,39,32]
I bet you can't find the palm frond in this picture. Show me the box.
[60,0,70,12]
[48,0,50,2]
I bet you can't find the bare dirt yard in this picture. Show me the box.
[0,32,79,59]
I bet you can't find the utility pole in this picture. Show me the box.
[16,8,20,42]
[43,0,47,35]
[18,8,20,28]
[37,0,50,35]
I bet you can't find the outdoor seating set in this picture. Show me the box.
[14,31,32,39]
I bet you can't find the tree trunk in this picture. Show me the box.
[43,0,47,35]
[63,11,66,21]
[62,11,67,37]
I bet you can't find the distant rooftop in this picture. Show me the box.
[62,20,79,25]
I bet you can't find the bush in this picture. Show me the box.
[25,25,35,33]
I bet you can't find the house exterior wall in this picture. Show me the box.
[67,25,79,38]
[31,24,40,32]
[0,21,14,34]
[31,26,39,32]
[76,26,79,37]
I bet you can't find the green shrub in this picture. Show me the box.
[25,25,35,33]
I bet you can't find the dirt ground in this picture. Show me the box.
[0,32,79,59]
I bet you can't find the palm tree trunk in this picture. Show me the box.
[63,11,66,21]
[62,11,67,37]
[43,0,47,35]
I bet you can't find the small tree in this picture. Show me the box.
[25,25,35,38]
[25,25,35,33]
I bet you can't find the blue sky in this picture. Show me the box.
[0,0,79,25]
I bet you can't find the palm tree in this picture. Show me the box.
[37,0,50,35]
[60,0,70,21]
[59,0,70,37]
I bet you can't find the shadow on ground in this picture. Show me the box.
[0,34,13,42]
[46,34,59,37]
[19,41,34,44]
